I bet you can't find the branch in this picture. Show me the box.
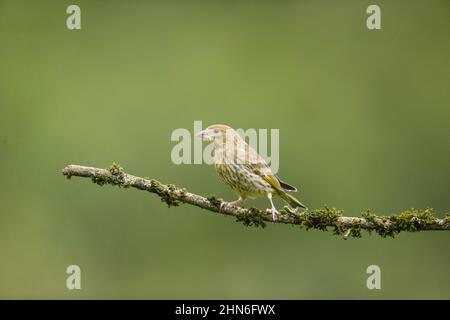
[62,163,450,238]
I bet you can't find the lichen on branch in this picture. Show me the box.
[62,163,450,239]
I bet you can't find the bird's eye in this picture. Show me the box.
[214,129,219,134]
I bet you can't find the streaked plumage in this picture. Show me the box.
[197,124,306,220]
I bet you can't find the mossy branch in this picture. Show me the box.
[62,163,450,239]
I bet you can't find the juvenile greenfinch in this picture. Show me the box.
[197,124,306,220]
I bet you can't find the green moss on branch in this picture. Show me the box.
[62,163,450,238]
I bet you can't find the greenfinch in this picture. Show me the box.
[197,124,306,220]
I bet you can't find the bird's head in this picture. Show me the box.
[196,124,235,142]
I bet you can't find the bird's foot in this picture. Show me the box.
[228,199,243,207]
[220,198,244,212]
[270,207,279,221]
[283,205,297,214]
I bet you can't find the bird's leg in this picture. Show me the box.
[228,196,246,206]
[220,196,246,211]
[267,193,279,221]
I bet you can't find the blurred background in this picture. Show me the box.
[0,0,449,299]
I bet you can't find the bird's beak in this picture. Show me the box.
[196,129,212,140]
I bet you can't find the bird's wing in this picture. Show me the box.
[262,174,285,193]
[244,160,285,193]
[243,147,298,193]
[236,136,297,193]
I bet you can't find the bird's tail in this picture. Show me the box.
[279,191,307,210]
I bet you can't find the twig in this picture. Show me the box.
[61,163,450,238]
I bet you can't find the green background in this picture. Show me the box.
[0,0,449,299]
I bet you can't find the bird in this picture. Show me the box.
[196,124,307,220]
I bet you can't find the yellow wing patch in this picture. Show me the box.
[261,175,283,192]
